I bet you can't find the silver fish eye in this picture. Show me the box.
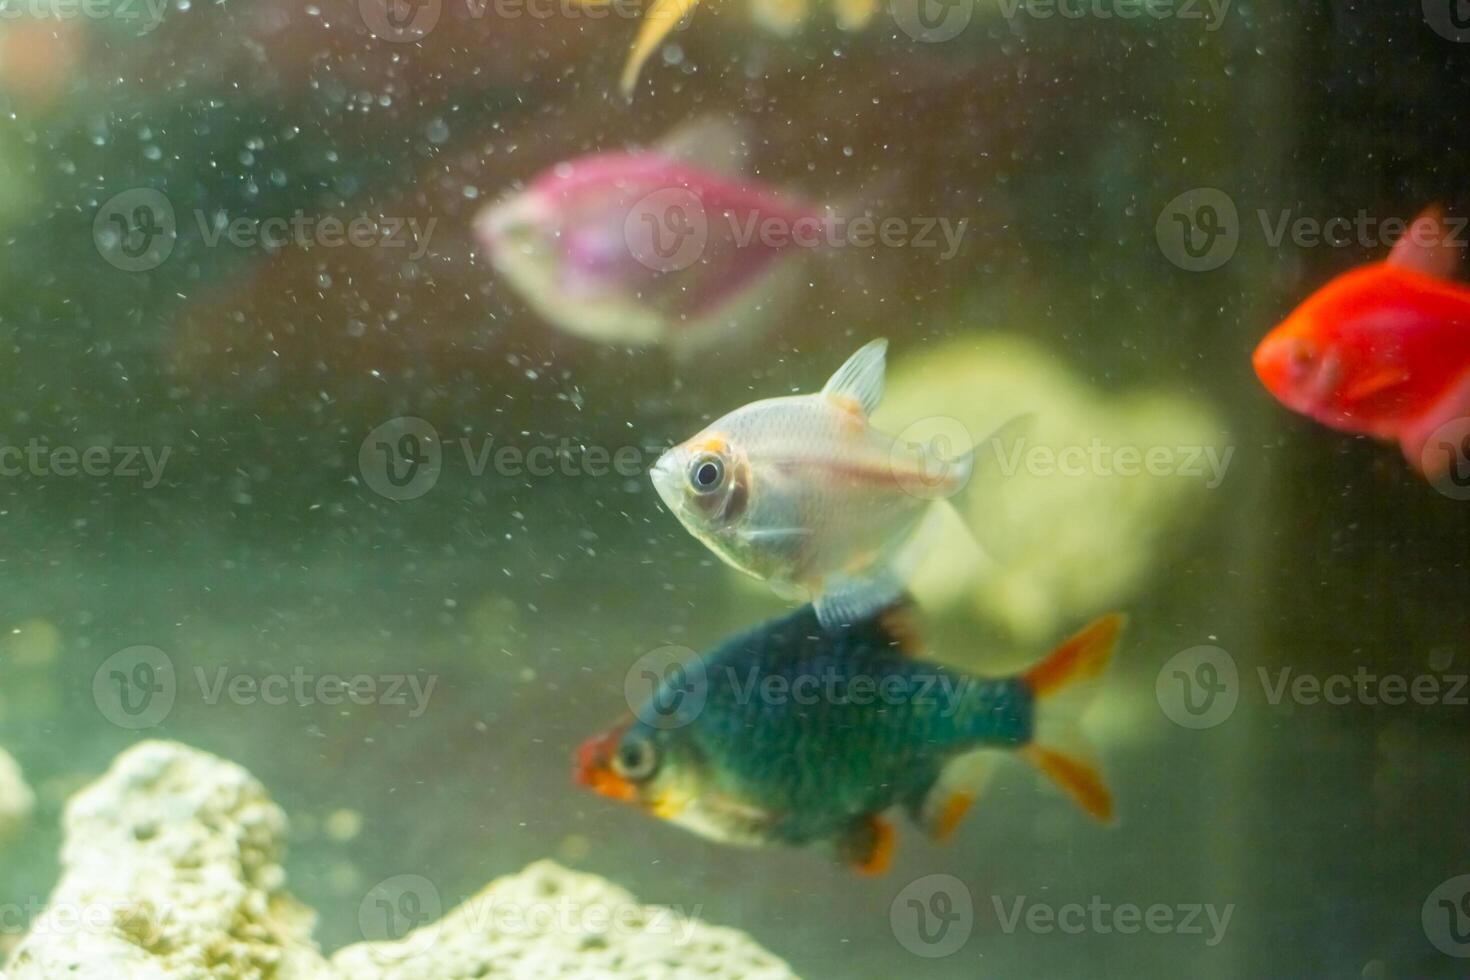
[612,734,658,782]
[688,454,725,494]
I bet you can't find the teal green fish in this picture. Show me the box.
[575,600,1123,873]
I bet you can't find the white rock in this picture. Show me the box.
[332,859,799,980]
[5,740,326,980]
[0,748,34,845]
[4,741,798,980]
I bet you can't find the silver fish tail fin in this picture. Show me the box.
[890,410,1031,573]
[1017,613,1125,823]
[959,411,1033,560]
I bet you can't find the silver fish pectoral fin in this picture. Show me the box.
[736,526,813,545]
[813,567,906,632]
[734,526,815,582]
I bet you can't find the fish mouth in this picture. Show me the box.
[1249,337,1276,390]
[474,194,547,255]
[573,732,638,803]
[649,450,681,511]
[1253,333,1322,417]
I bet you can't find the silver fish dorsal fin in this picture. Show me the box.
[820,338,888,417]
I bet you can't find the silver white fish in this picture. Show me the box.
[650,339,979,629]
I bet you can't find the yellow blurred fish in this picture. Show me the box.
[594,0,880,96]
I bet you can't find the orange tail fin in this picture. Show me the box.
[1022,613,1124,698]
[1020,745,1114,822]
[1019,614,1126,824]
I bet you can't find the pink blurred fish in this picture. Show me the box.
[475,121,831,355]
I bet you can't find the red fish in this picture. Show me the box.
[1252,207,1470,476]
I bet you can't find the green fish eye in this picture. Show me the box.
[688,455,725,494]
[613,735,659,782]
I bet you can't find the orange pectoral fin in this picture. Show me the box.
[931,792,974,842]
[841,815,896,875]
[1340,366,1411,404]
